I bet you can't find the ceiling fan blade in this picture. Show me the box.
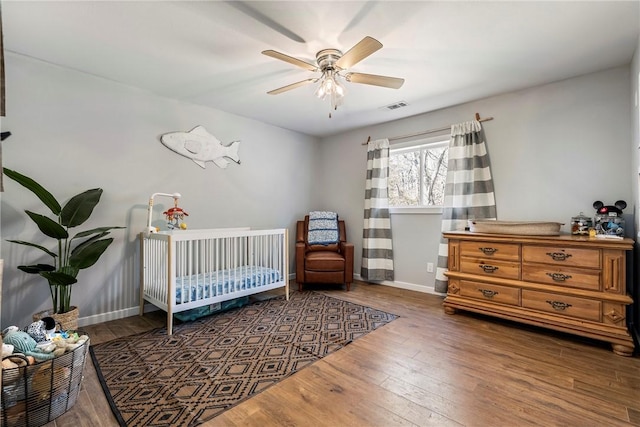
[345,72,404,89]
[267,79,316,95]
[262,50,317,71]
[227,2,306,43]
[335,36,383,69]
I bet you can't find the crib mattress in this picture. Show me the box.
[175,265,282,304]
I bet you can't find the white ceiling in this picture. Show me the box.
[3,1,639,137]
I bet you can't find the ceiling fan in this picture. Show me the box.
[262,36,404,112]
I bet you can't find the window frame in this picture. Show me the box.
[388,134,450,215]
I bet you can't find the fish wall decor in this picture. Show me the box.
[160,125,241,169]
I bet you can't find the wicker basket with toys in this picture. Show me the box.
[1,317,89,427]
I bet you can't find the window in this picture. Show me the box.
[388,137,448,209]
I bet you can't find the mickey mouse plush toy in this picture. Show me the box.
[593,200,626,236]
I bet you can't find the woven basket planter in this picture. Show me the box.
[1,335,90,427]
[32,307,79,332]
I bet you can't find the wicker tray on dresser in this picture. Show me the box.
[443,231,635,356]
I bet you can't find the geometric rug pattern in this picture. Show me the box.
[90,291,398,426]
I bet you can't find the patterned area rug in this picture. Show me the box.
[90,291,398,426]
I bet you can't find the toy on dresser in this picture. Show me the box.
[593,200,626,237]
[570,212,593,235]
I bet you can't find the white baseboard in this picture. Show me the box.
[77,303,160,328]
[353,274,447,297]
[354,273,446,297]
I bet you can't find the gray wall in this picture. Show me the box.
[318,66,633,294]
[1,53,319,328]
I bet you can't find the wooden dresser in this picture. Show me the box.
[443,231,635,356]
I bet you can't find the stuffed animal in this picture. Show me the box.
[50,333,89,357]
[1,354,29,385]
[2,325,19,336]
[2,343,15,357]
[25,317,57,342]
[3,330,54,362]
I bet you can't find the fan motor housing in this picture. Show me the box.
[316,49,343,71]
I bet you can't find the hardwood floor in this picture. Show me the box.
[43,281,640,426]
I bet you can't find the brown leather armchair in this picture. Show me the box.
[296,215,354,291]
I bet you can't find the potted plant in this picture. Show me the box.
[3,167,124,330]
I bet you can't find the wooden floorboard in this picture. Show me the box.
[41,280,640,426]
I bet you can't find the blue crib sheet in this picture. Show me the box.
[175,265,281,304]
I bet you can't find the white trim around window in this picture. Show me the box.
[389,206,443,215]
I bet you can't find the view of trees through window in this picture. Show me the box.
[388,141,448,207]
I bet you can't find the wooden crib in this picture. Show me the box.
[139,227,289,334]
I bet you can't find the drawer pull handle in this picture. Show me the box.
[546,300,572,311]
[479,264,499,273]
[546,272,572,282]
[546,252,572,261]
[479,247,497,255]
[478,289,499,298]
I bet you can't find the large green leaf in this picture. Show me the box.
[25,211,68,240]
[69,238,114,270]
[61,188,103,228]
[41,271,78,287]
[73,226,125,239]
[3,168,61,215]
[70,227,125,258]
[17,264,56,274]
[71,231,109,257]
[6,239,58,258]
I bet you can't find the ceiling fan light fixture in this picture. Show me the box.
[314,77,327,98]
[315,70,345,110]
[334,75,346,97]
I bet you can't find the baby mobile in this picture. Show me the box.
[163,198,189,230]
[145,192,189,234]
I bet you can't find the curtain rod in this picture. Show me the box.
[362,113,494,145]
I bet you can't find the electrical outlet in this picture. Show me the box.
[427,262,434,273]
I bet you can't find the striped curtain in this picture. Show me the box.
[434,120,496,293]
[362,138,394,281]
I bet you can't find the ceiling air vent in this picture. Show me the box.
[384,101,408,110]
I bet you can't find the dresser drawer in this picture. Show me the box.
[521,264,600,291]
[522,290,601,322]
[460,241,520,261]
[460,280,520,306]
[460,258,520,280]
[522,245,600,268]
